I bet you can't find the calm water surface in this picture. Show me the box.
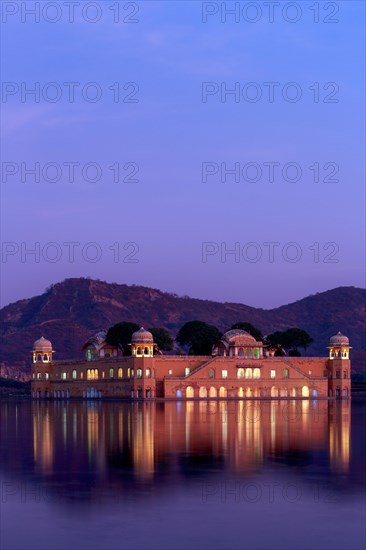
[0,399,365,550]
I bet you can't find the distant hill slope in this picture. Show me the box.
[1,278,365,379]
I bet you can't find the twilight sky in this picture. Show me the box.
[1,1,365,308]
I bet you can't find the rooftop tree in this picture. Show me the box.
[176,320,221,355]
[105,322,140,355]
[148,327,174,352]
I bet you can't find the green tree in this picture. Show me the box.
[284,328,313,352]
[105,322,140,355]
[264,331,287,356]
[148,327,174,351]
[231,322,263,341]
[176,320,221,355]
[265,328,313,356]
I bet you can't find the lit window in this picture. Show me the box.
[270,370,276,379]
[118,368,123,378]
[254,348,260,359]
[185,368,190,376]
[283,369,289,379]
[72,370,77,380]
[45,373,49,380]
[32,373,35,379]
[146,369,151,378]
[253,368,260,379]
[245,368,253,379]
[109,368,114,378]
[209,369,214,378]
[37,373,41,380]
[308,370,312,375]
[137,369,142,378]
[222,370,228,379]
[168,369,173,375]
[62,372,67,380]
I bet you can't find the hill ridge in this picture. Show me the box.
[1,278,365,379]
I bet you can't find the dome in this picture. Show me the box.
[33,336,53,351]
[222,329,258,345]
[131,327,154,344]
[329,331,349,346]
[83,331,106,348]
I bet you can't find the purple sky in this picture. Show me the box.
[1,1,365,308]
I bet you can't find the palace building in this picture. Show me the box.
[31,328,351,400]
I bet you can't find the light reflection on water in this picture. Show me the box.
[0,399,365,550]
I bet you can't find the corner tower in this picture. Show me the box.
[327,332,351,398]
[32,336,54,363]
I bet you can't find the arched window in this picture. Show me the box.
[137,369,142,378]
[245,368,252,379]
[118,368,123,378]
[302,386,309,398]
[186,386,194,398]
[144,347,149,356]
[254,348,260,359]
[237,368,244,379]
[146,369,151,378]
[72,370,77,380]
[253,368,260,379]
[37,354,42,362]
[209,387,217,398]
[219,387,227,398]
[199,387,208,398]
[127,368,130,378]
[209,369,214,378]
[176,389,183,398]
[109,368,114,378]
[238,348,244,357]
[43,354,48,362]
[246,348,253,358]
[283,369,289,379]
[94,369,99,380]
[136,347,142,356]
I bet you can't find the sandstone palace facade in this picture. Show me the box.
[31,328,351,400]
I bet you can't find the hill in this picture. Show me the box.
[1,278,365,379]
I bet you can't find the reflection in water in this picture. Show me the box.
[0,400,353,484]
[1,399,364,550]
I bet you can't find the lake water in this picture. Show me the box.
[0,399,365,550]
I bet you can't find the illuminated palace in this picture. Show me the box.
[31,328,351,400]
